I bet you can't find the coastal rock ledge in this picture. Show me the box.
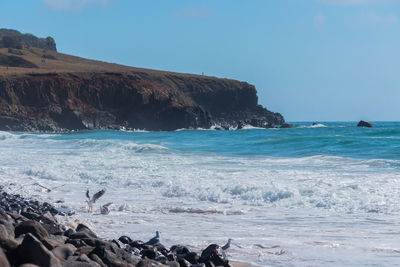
[0,72,285,131]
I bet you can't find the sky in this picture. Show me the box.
[1,0,400,121]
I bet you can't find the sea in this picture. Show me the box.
[0,122,399,266]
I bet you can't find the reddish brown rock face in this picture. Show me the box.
[0,72,285,131]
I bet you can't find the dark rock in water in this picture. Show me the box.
[141,248,157,259]
[0,248,10,267]
[184,251,200,264]
[280,123,292,128]
[200,244,229,267]
[357,120,373,127]
[118,235,133,245]
[16,233,61,267]
[171,245,191,255]
[130,240,145,249]
[15,220,49,240]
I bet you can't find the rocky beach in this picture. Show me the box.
[0,187,238,267]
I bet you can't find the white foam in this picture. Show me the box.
[0,132,399,266]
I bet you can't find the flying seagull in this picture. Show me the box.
[100,202,113,215]
[86,189,106,212]
[145,231,160,245]
[34,182,66,193]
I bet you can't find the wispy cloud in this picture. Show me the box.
[173,8,214,19]
[43,0,109,11]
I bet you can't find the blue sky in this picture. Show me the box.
[2,0,400,121]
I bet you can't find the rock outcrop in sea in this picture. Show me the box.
[0,29,285,131]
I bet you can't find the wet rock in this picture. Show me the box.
[15,220,49,240]
[357,120,373,127]
[141,248,157,260]
[184,252,199,264]
[118,235,133,244]
[17,233,61,267]
[170,245,190,255]
[130,240,145,249]
[200,244,228,267]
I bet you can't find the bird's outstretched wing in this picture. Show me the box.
[91,189,106,203]
[86,189,90,200]
[103,202,113,208]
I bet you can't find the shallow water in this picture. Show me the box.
[1,122,399,266]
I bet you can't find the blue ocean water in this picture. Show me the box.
[1,121,399,266]
[50,121,400,159]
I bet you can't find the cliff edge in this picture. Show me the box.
[0,29,285,131]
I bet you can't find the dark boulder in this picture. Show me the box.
[184,252,200,264]
[16,233,61,267]
[15,220,49,240]
[118,235,133,245]
[75,224,97,239]
[52,244,77,260]
[90,241,141,266]
[200,244,229,267]
[357,120,373,127]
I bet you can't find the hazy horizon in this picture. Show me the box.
[2,0,400,121]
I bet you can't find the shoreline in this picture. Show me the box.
[0,187,256,267]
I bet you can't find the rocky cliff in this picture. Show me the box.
[0,72,285,131]
[0,29,285,131]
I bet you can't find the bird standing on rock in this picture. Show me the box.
[145,231,161,245]
[85,189,105,212]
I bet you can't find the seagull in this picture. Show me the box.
[221,238,232,260]
[222,238,232,250]
[145,231,160,245]
[34,182,66,193]
[86,189,106,212]
[100,202,113,215]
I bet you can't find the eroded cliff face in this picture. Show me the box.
[0,72,285,131]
